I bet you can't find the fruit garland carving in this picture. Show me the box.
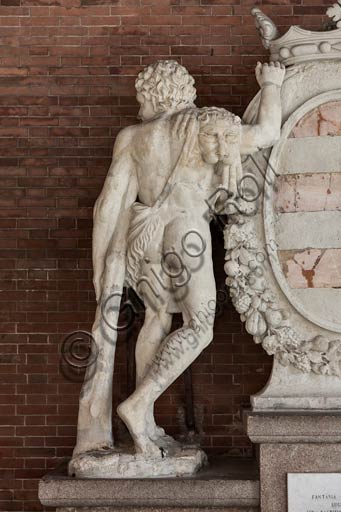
[224,212,341,377]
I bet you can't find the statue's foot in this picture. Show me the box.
[117,399,164,458]
[73,427,113,457]
[145,409,179,449]
[143,406,179,450]
[154,434,180,453]
[148,425,179,450]
[149,424,166,439]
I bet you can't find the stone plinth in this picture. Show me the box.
[244,410,341,512]
[39,457,259,512]
[68,446,207,479]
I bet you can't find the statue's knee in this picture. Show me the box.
[187,325,213,350]
[162,251,183,277]
[188,307,215,348]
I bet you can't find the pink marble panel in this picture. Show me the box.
[290,101,341,138]
[326,174,341,211]
[278,248,341,288]
[274,173,341,213]
[274,175,296,213]
[295,173,330,212]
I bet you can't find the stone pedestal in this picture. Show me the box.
[38,457,259,512]
[68,446,207,479]
[244,410,341,512]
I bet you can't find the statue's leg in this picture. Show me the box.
[73,250,126,456]
[135,307,173,441]
[73,305,117,455]
[136,308,172,384]
[117,227,216,456]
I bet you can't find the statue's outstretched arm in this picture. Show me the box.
[240,61,285,155]
[92,128,138,302]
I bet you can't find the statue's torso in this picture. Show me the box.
[124,114,219,304]
[129,115,218,210]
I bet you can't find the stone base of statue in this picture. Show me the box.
[68,444,207,479]
[39,456,259,511]
[251,359,341,410]
[244,409,341,512]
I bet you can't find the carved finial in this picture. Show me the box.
[327,1,341,28]
[251,7,280,49]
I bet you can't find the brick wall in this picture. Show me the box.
[0,0,327,510]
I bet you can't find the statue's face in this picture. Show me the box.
[198,119,240,165]
[137,94,157,121]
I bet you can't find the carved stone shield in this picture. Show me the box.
[225,60,341,409]
[266,91,341,334]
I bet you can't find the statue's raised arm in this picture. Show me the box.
[240,61,285,155]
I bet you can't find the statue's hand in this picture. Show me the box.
[255,61,285,88]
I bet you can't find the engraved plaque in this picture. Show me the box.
[288,473,341,512]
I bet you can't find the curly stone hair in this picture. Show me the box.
[135,60,197,114]
[197,107,241,132]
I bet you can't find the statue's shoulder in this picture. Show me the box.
[115,123,139,147]
[133,117,172,143]
[114,114,182,153]
[112,124,144,159]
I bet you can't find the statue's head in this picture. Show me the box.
[197,107,241,165]
[135,60,197,121]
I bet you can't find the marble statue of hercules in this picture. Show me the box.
[73,60,285,457]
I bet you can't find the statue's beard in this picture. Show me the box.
[219,154,234,165]
[203,150,238,166]
[219,144,240,165]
